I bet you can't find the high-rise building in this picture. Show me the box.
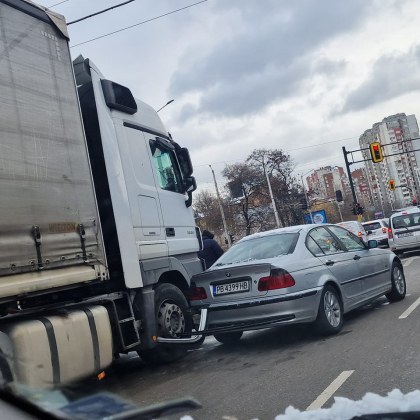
[306,166,351,201]
[359,113,420,213]
[351,167,374,209]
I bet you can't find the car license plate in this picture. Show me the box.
[213,281,250,296]
[398,232,414,238]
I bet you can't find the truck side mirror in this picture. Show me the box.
[177,148,193,178]
[184,177,197,208]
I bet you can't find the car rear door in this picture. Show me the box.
[307,227,362,305]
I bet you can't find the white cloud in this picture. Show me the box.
[49,0,420,190]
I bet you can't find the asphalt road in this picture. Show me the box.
[96,251,420,419]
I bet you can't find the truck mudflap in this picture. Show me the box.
[156,308,207,345]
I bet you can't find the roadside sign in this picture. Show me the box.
[304,209,327,224]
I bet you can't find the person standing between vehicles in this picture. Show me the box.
[198,230,224,269]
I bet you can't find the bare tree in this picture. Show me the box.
[193,190,224,235]
[247,149,304,227]
[222,163,266,236]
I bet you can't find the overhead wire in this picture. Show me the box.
[47,0,69,7]
[194,135,360,168]
[70,0,208,48]
[68,0,137,25]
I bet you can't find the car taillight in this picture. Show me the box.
[388,227,393,239]
[382,227,387,233]
[188,286,207,301]
[258,269,295,291]
[358,231,363,237]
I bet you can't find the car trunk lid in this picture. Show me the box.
[191,263,272,303]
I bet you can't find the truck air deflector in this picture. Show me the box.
[101,79,137,115]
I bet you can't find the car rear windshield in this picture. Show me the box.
[392,213,420,229]
[213,233,299,266]
[363,222,381,231]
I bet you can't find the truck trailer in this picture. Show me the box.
[0,0,206,388]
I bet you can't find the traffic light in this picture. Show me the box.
[335,190,343,202]
[352,203,364,215]
[300,197,308,210]
[369,142,384,163]
[389,179,396,191]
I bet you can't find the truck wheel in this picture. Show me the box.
[138,283,192,365]
[214,331,243,345]
[386,262,406,302]
[314,285,343,335]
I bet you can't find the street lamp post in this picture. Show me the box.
[301,170,314,224]
[156,99,174,112]
[262,160,281,228]
[209,165,231,247]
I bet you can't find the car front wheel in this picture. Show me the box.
[315,285,343,335]
[386,262,406,302]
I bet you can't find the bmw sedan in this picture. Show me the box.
[190,224,406,344]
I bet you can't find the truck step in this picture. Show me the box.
[109,294,140,351]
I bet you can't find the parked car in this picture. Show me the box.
[190,224,405,345]
[362,219,389,247]
[335,220,368,242]
[389,207,420,255]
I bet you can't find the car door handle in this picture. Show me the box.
[325,260,335,266]
[353,255,361,260]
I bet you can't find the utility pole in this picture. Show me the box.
[342,146,358,204]
[209,165,231,247]
[301,175,314,224]
[263,160,281,228]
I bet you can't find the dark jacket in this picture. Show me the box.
[198,235,224,269]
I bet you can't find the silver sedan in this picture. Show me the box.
[190,224,406,344]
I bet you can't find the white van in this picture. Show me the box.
[388,207,420,254]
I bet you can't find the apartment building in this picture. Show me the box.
[306,166,351,201]
[359,113,420,213]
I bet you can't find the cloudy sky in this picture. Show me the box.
[49,0,420,191]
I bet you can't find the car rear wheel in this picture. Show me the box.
[386,262,406,302]
[214,331,243,345]
[137,283,192,364]
[315,285,343,335]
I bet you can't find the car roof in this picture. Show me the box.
[336,220,363,227]
[237,224,327,243]
[390,207,420,218]
[362,219,385,225]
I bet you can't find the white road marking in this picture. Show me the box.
[399,296,420,319]
[306,370,354,411]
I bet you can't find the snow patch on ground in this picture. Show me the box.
[274,389,420,420]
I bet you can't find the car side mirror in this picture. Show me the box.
[367,239,378,249]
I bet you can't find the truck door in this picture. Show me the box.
[148,138,197,255]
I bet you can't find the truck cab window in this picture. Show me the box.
[151,144,183,193]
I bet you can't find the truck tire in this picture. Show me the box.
[214,331,243,345]
[314,285,343,335]
[386,262,406,302]
[138,283,192,365]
